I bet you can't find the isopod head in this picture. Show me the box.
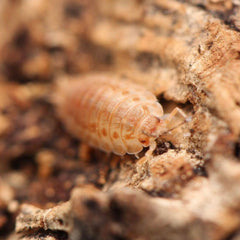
[131,101,167,150]
[137,115,167,148]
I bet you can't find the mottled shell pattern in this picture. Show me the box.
[54,74,167,155]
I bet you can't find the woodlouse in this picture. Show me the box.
[54,74,187,156]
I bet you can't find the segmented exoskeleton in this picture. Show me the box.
[54,74,186,156]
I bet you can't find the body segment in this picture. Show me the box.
[54,74,166,155]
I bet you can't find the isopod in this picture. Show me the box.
[54,74,186,156]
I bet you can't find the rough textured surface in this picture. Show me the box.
[0,0,240,240]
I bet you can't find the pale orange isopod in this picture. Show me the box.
[54,74,186,156]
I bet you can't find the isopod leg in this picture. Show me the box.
[134,153,139,159]
[145,140,157,159]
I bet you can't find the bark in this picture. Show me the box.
[0,0,240,240]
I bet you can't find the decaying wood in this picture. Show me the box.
[16,202,72,233]
[15,168,240,240]
[90,0,240,137]
[0,0,240,240]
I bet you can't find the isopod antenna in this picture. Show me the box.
[162,114,192,136]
